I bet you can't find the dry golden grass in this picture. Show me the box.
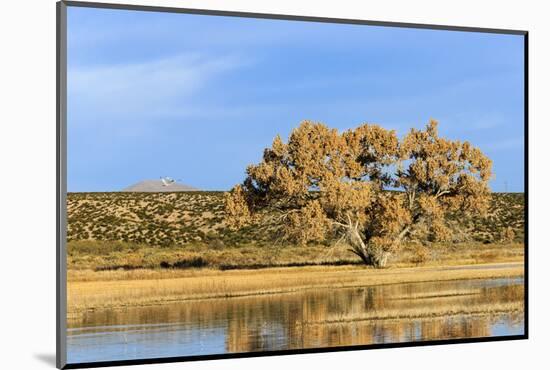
[68,262,523,316]
[67,240,524,272]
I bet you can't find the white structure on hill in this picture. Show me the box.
[122,179,197,192]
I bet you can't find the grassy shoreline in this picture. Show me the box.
[68,240,524,272]
[68,261,524,317]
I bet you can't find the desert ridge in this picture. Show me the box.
[122,179,198,192]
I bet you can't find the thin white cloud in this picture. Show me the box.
[68,53,251,118]
[67,12,395,54]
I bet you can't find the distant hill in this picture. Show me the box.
[122,179,198,192]
[67,192,524,247]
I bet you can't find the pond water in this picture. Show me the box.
[67,277,524,364]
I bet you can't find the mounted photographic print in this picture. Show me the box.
[56,1,528,368]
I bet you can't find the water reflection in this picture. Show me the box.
[67,278,524,364]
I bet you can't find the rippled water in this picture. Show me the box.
[67,277,524,364]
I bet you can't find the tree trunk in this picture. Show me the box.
[369,250,390,268]
[343,220,390,268]
[350,245,390,268]
[338,215,405,268]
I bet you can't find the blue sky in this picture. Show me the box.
[67,7,525,192]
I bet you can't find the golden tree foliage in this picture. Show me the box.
[284,200,331,245]
[225,119,492,267]
[224,185,251,230]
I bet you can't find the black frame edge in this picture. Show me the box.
[57,1,68,369]
[62,0,528,35]
[523,32,529,339]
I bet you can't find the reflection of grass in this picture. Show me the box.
[389,290,481,300]
[301,301,524,325]
[305,284,524,325]
[67,262,524,317]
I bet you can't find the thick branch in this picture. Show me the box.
[435,189,450,198]
[390,224,411,250]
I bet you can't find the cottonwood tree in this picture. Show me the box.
[225,120,492,267]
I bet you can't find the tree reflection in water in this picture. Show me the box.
[68,278,524,362]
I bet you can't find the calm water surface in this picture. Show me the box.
[67,277,524,364]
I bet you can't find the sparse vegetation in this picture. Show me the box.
[500,226,516,243]
[67,192,523,255]
[67,191,269,247]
